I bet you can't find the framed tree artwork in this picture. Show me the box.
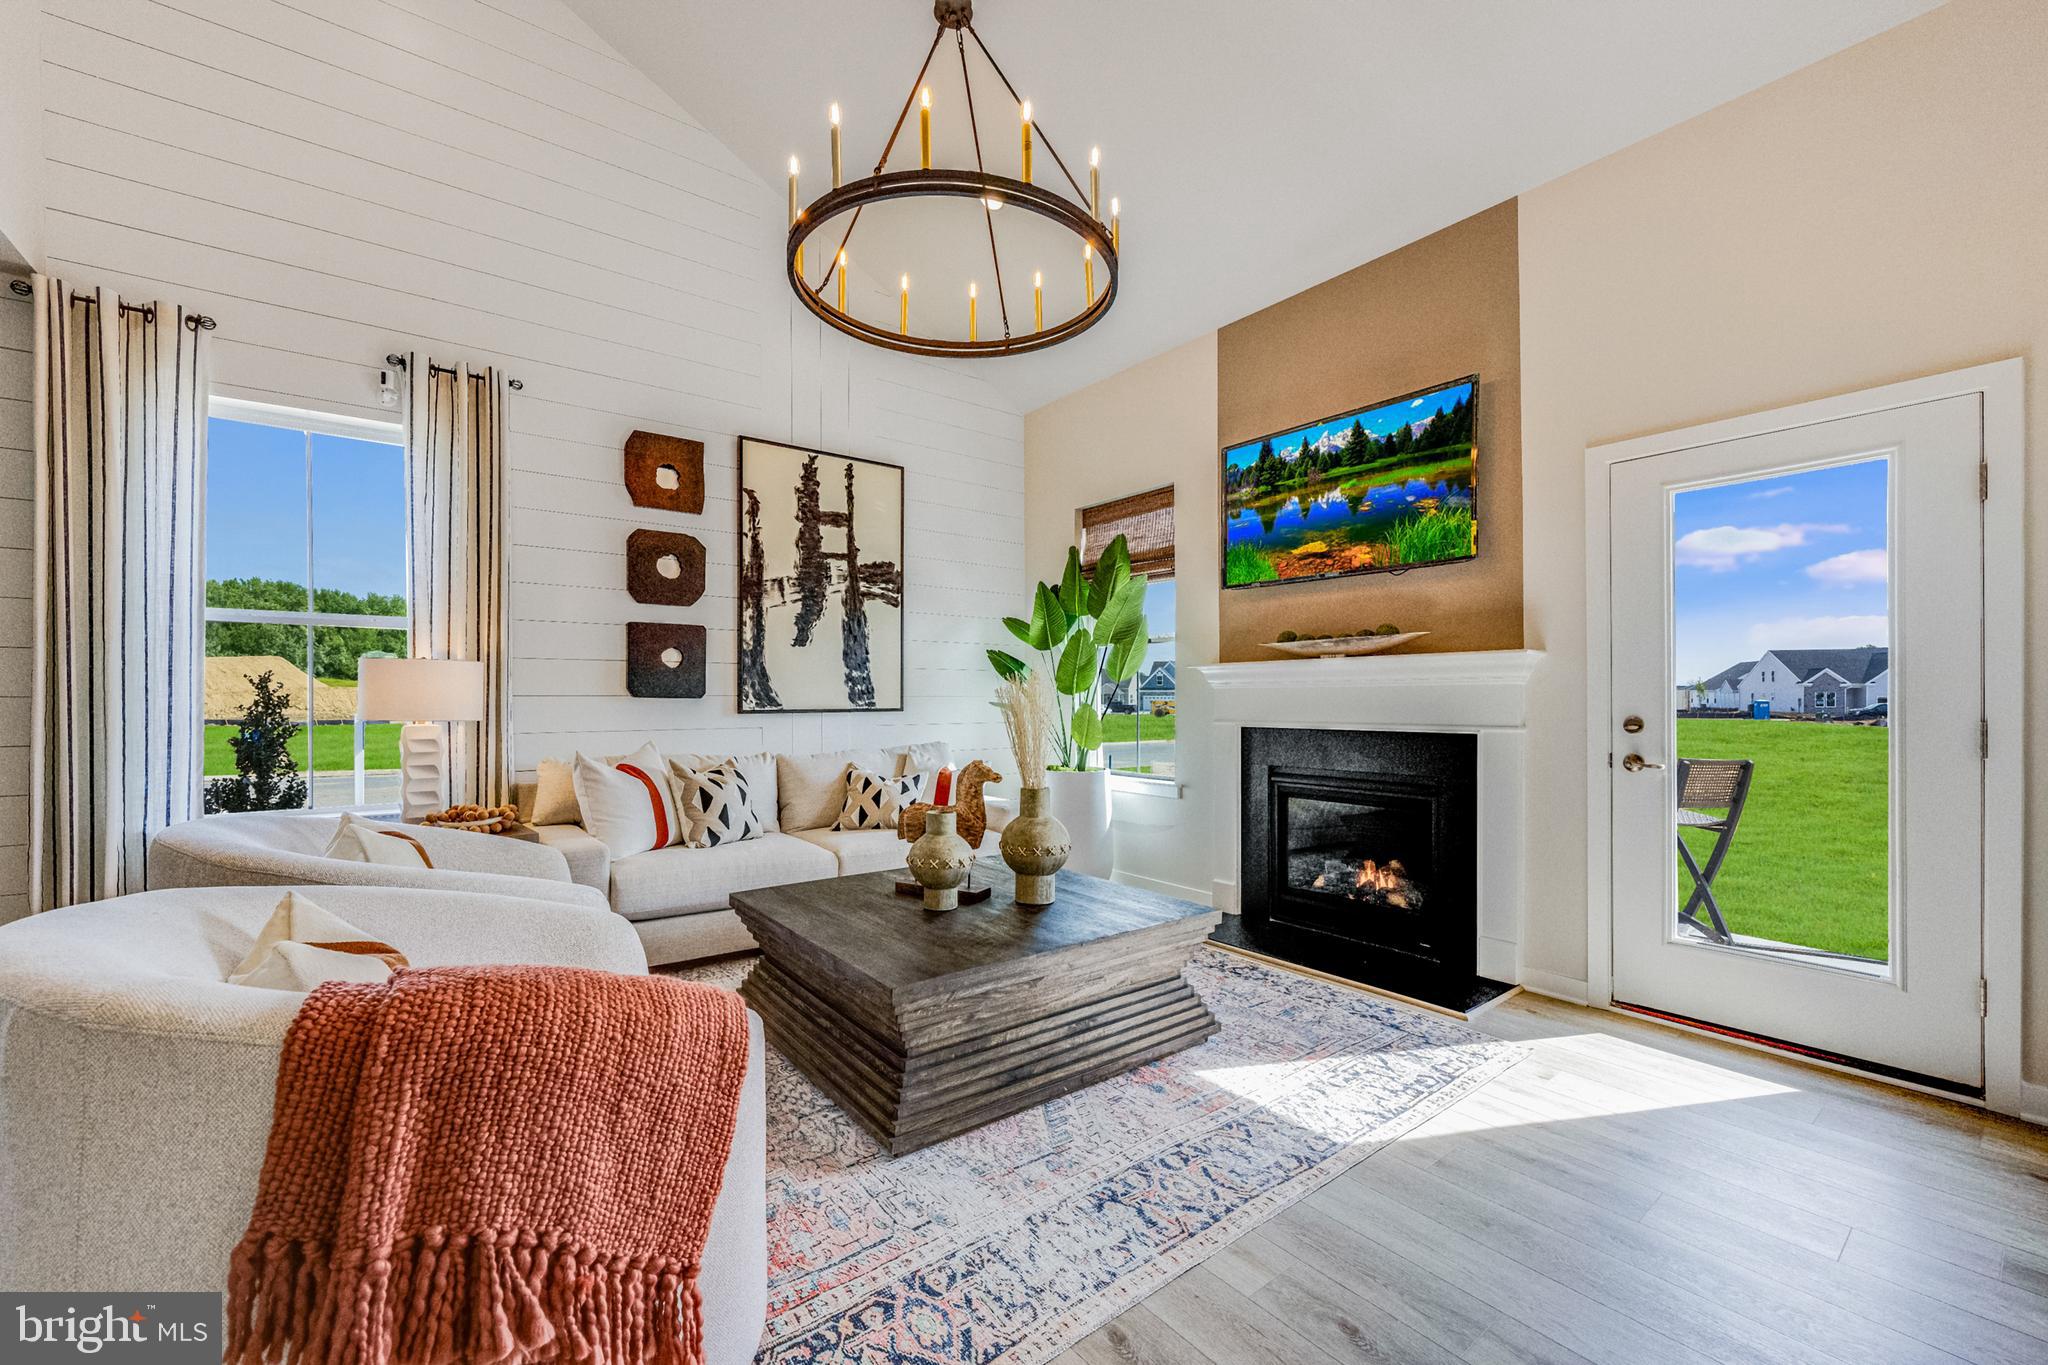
[737,437,905,713]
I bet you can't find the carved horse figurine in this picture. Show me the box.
[899,759,1003,849]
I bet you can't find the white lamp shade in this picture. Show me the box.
[358,658,486,722]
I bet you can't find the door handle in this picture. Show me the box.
[1621,754,1665,772]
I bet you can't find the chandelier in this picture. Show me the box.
[785,0,1119,358]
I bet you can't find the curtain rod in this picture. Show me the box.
[7,277,216,329]
[385,352,523,390]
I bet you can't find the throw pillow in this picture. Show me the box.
[571,743,685,858]
[889,741,952,779]
[228,891,409,992]
[670,760,764,848]
[322,813,436,868]
[832,767,927,831]
[531,757,581,825]
[668,750,780,833]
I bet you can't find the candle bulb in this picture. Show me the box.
[787,156,802,279]
[899,273,909,335]
[1110,196,1120,253]
[968,281,978,342]
[1033,270,1043,332]
[829,103,842,187]
[1020,99,1033,183]
[1089,146,1101,219]
[836,249,847,313]
[919,87,932,170]
[1083,242,1094,305]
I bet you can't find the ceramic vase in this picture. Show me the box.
[1000,785,1071,907]
[905,808,975,911]
[1047,767,1112,877]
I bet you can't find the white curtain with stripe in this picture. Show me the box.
[28,279,210,912]
[405,354,511,807]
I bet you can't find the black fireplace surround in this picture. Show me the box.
[1223,727,1493,1010]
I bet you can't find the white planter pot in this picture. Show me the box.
[1047,767,1113,878]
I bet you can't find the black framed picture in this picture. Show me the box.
[737,436,905,712]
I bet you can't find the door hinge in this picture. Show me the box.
[1980,461,1989,501]
[1980,717,1989,759]
[1979,978,1989,1018]
[1607,751,1613,769]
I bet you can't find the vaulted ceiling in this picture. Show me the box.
[566,0,1944,411]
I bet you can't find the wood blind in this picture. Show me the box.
[1079,485,1175,579]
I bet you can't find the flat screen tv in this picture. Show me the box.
[1221,374,1478,589]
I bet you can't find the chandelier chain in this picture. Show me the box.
[958,30,1013,339]
[965,23,1091,207]
[820,23,945,296]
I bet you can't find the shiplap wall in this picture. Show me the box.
[1,296,29,920]
[4,0,1023,905]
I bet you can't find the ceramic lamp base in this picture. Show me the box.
[397,721,447,821]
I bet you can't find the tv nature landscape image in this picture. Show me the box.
[1222,376,1478,587]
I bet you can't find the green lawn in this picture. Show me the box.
[1099,713,1177,745]
[1674,718,1888,960]
[204,722,401,778]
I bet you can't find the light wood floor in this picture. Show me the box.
[1055,993,2048,1365]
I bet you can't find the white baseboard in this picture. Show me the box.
[2021,1080,2048,1129]
[1517,970,1591,1006]
[1210,878,1239,914]
[1112,870,1212,906]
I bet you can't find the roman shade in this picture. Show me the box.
[1079,485,1174,578]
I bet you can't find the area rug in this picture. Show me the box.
[676,947,1524,1365]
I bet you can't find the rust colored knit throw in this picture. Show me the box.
[226,966,749,1365]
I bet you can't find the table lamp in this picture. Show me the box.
[358,658,486,820]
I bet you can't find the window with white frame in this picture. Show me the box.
[1079,487,1176,782]
[202,399,408,812]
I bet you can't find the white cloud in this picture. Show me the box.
[1746,614,1888,651]
[1672,522,1849,572]
[1745,486,1794,500]
[1805,548,1887,586]
[1410,398,1424,407]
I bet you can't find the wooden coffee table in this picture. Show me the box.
[731,862,1223,1155]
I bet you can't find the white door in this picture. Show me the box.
[1607,395,1984,1090]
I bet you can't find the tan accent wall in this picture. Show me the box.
[1518,0,2048,1085]
[1216,200,1523,661]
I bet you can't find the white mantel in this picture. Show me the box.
[1191,649,1545,985]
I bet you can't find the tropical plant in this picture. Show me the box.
[987,534,1149,770]
[202,669,310,813]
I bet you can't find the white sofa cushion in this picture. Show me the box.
[776,747,888,831]
[671,760,764,848]
[573,744,685,857]
[228,891,409,991]
[789,827,913,877]
[608,833,838,920]
[888,741,952,777]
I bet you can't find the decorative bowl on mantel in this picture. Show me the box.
[1263,630,1430,659]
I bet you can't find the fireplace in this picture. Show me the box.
[1231,727,1482,1004]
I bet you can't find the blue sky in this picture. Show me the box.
[1224,378,1474,469]
[206,417,408,599]
[1672,458,1889,684]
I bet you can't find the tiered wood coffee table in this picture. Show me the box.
[731,863,1222,1155]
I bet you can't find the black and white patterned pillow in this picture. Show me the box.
[832,767,926,831]
[673,761,763,848]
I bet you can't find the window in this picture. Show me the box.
[203,399,408,812]
[1080,487,1175,782]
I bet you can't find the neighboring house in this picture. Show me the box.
[1740,646,1889,715]
[1138,661,1176,713]
[1700,660,1758,710]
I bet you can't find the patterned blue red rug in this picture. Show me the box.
[683,946,1523,1364]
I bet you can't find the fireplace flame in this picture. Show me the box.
[1310,857,1419,908]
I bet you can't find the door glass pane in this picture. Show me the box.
[1670,458,1890,967]
[310,433,408,616]
[309,627,407,810]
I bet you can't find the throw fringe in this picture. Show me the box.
[226,1228,700,1365]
